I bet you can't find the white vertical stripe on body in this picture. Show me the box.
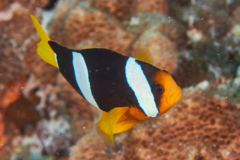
[72,51,99,108]
[125,57,159,117]
[54,53,59,69]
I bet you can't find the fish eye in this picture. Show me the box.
[155,87,163,94]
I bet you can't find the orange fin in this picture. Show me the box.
[95,107,129,145]
[135,48,154,65]
[113,113,139,134]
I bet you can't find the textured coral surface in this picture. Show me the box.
[0,0,240,159]
[70,89,240,160]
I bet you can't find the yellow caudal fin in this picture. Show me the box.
[95,107,129,145]
[30,14,57,67]
[135,48,154,65]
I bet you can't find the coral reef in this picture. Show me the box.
[170,0,240,87]
[64,7,135,54]
[36,116,73,154]
[132,27,179,73]
[0,0,239,159]
[70,86,240,160]
[95,0,168,20]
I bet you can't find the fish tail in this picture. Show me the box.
[30,14,57,67]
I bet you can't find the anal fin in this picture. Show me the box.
[95,107,130,145]
[113,112,139,134]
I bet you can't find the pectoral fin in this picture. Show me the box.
[113,113,139,134]
[96,107,129,145]
[135,48,154,65]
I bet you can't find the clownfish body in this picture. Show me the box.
[30,14,182,144]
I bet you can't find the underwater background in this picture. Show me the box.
[0,0,240,159]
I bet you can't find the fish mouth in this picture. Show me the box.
[167,87,182,105]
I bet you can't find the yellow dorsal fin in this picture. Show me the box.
[95,107,129,145]
[134,48,154,65]
[30,14,57,67]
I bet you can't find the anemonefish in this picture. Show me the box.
[30,14,182,144]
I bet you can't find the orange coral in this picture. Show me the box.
[63,8,135,54]
[96,0,136,19]
[96,0,169,19]
[0,81,25,149]
[137,0,169,15]
[0,81,25,109]
[0,114,5,150]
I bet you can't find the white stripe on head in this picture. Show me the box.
[125,57,159,117]
[72,51,99,108]
[54,53,59,69]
